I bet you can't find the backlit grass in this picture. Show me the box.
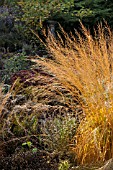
[37,23,113,164]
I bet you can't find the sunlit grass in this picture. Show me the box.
[36,22,113,164]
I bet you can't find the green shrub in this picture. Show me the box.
[0,5,26,53]
[2,53,32,83]
[18,0,75,30]
[39,113,77,159]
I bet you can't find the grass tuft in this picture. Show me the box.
[36,22,113,164]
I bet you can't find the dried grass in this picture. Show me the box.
[35,22,113,164]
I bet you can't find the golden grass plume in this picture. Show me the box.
[35,22,113,164]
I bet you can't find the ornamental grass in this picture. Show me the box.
[36,22,113,164]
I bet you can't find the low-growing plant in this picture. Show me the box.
[39,113,77,160]
[36,22,113,164]
[2,53,32,84]
[58,160,70,170]
[22,141,38,153]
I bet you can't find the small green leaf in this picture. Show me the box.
[22,141,32,148]
[27,141,32,148]
[32,147,38,153]
[22,142,27,146]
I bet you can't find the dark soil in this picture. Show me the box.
[0,150,58,170]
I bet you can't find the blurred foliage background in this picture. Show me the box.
[0,0,113,53]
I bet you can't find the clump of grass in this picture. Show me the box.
[36,23,113,164]
[0,84,11,118]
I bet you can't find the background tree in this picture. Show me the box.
[74,0,113,28]
[0,0,113,54]
[18,0,75,30]
[18,0,113,34]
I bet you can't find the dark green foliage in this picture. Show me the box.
[0,6,26,53]
[73,0,113,27]
[2,53,32,84]
[0,0,5,6]
[18,0,75,30]
[0,0,18,7]
[17,0,113,38]
[0,0,113,54]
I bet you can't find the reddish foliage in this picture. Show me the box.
[10,69,55,87]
